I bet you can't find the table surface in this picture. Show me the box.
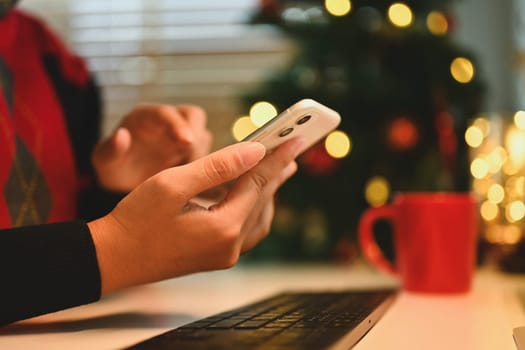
[1,263,524,350]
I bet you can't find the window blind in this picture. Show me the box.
[20,0,291,148]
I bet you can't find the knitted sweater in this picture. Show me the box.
[0,9,117,325]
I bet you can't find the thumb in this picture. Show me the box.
[172,142,266,199]
[94,128,132,163]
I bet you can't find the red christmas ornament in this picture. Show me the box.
[435,110,457,172]
[300,143,340,176]
[386,116,419,151]
[259,0,281,17]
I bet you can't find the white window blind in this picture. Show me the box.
[19,0,291,148]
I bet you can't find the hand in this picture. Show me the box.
[88,139,302,294]
[92,104,212,192]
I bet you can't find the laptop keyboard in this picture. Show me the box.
[126,289,397,350]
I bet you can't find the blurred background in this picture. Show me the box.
[20,0,525,269]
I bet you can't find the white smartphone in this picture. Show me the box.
[242,99,341,154]
[192,99,340,209]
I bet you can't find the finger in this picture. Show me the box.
[93,127,132,163]
[241,201,275,253]
[143,104,194,144]
[170,142,266,200]
[236,161,297,248]
[175,105,207,129]
[278,161,298,186]
[218,138,303,222]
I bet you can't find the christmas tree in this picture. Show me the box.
[236,0,485,262]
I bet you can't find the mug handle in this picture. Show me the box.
[358,205,397,275]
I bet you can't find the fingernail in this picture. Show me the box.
[240,142,266,167]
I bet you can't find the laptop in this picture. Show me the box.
[125,288,397,349]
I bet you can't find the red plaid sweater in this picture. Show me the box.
[0,10,113,325]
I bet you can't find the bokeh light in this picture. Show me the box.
[472,117,490,137]
[515,111,525,130]
[426,11,448,35]
[388,3,413,28]
[473,178,491,196]
[485,225,522,245]
[325,0,352,17]
[470,158,489,179]
[506,176,525,197]
[249,101,278,127]
[505,127,525,169]
[450,57,475,83]
[487,184,505,204]
[506,201,525,222]
[365,176,390,207]
[465,126,484,148]
[231,116,257,141]
[325,130,351,158]
[480,201,499,221]
[486,147,507,173]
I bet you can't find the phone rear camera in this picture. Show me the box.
[279,127,294,137]
[296,115,311,125]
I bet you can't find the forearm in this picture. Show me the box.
[0,221,101,326]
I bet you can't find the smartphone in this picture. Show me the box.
[192,99,341,209]
[242,99,341,154]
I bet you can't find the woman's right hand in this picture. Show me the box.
[88,139,302,294]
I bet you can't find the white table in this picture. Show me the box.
[0,263,524,349]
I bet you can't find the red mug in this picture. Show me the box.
[358,192,478,293]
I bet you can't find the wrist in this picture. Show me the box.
[88,215,136,294]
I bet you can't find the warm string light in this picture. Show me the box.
[450,57,475,83]
[387,3,413,28]
[324,130,351,158]
[465,126,484,148]
[249,101,278,127]
[231,101,278,141]
[467,114,525,244]
[232,116,257,141]
[426,11,448,35]
[321,3,451,34]
[325,0,352,17]
[515,111,525,130]
[365,176,390,207]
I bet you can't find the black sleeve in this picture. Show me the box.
[0,221,101,326]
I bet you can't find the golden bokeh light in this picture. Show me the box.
[426,11,448,35]
[450,57,475,83]
[485,225,522,245]
[472,117,490,137]
[470,158,489,179]
[365,176,390,207]
[503,161,520,176]
[249,101,278,127]
[515,111,525,130]
[505,127,525,169]
[506,201,525,222]
[325,130,351,158]
[465,126,484,148]
[473,178,491,196]
[487,184,505,204]
[231,116,257,141]
[505,176,525,198]
[486,147,507,173]
[325,0,352,17]
[388,3,413,28]
[480,201,499,221]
